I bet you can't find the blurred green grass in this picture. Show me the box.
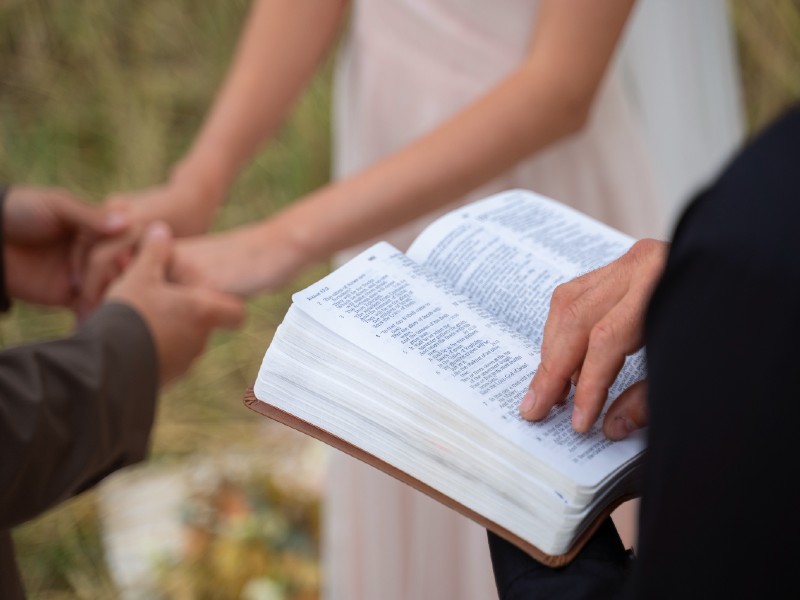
[730,0,800,133]
[1,0,799,598]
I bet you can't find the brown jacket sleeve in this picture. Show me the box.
[0,189,159,597]
[0,302,159,528]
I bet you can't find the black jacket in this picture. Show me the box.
[490,106,800,599]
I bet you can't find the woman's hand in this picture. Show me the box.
[169,222,311,298]
[103,170,223,238]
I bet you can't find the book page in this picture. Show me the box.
[407,189,634,346]
[284,242,645,489]
[405,189,648,445]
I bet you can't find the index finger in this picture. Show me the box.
[521,287,596,421]
[571,292,649,432]
[521,262,630,422]
[82,228,142,310]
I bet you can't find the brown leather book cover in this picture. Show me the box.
[244,387,632,567]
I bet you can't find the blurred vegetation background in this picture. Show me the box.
[0,0,798,598]
[0,1,332,598]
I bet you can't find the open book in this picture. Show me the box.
[247,189,647,566]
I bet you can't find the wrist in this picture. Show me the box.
[269,188,339,267]
[133,163,227,237]
[169,147,238,210]
[249,217,315,291]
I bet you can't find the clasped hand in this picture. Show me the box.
[74,184,310,311]
[2,186,129,308]
[3,185,245,386]
[520,239,668,440]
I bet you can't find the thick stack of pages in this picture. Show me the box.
[249,189,647,566]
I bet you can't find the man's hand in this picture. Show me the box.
[520,239,668,439]
[2,186,128,307]
[106,222,245,386]
[78,178,224,313]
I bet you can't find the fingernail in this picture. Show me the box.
[105,212,129,230]
[572,407,585,431]
[607,416,635,440]
[520,391,536,417]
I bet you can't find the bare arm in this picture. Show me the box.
[172,0,638,295]
[107,0,349,234]
[276,0,634,257]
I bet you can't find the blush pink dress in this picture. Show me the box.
[323,1,743,599]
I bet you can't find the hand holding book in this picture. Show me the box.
[521,238,668,439]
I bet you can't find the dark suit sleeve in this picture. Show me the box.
[488,519,632,600]
[0,302,159,528]
[626,105,800,599]
[490,105,800,599]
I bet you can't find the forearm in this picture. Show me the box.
[0,303,158,528]
[262,0,635,265]
[171,0,636,296]
[172,0,348,207]
[274,72,583,260]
